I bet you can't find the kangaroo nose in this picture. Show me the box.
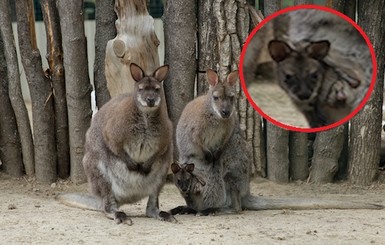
[146,98,155,107]
[221,110,231,118]
[297,91,311,100]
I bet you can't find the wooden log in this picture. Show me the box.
[105,0,160,97]
[57,0,92,183]
[0,35,24,177]
[16,0,57,183]
[0,0,34,176]
[40,0,69,179]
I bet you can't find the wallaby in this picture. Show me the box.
[173,68,383,213]
[169,163,215,216]
[268,39,360,127]
[174,117,384,213]
[176,69,239,165]
[56,63,174,225]
[174,69,238,213]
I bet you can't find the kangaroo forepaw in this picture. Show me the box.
[169,205,197,215]
[114,211,133,225]
[158,211,178,223]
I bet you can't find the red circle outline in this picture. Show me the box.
[239,4,377,133]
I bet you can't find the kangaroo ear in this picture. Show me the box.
[130,63,145,82]
[153,64,169,82]
[227,70,239,87]
[306,40,330,60]
[171,163,181,174]
[185,163,195,173]
[268,40,292,62]
[207,69,219,87]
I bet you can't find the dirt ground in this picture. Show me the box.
[2,172,385,245]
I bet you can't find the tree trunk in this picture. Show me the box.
[0,0,34,176]
[331,0,356,18]
[252,109,266,177]
[266,122,290,183]
[329,1,354,181]
[57,0,92,183]
[263,0,280,16]
[94,0,115,108]
[105,0,160,97]
[336,123,349,180]
[16,0,57,183]
[0,34,23,177]
[197,0,218,95]
[348,0,385,185]
[40,0,69,179]
[289,132,309,181]
[163,0,196,161]
[309,126,344,183]
[263,1,290,183]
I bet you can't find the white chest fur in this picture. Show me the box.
[201,123,229,152]
[124,136,160,163]
[98,159,165,204]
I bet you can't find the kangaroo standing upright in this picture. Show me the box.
[175,69,238,212]
[56,63,174,225]
[173,69,383,214]
[177,69,239,164]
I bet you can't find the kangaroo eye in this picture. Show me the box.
[155,87,160,92]
[213,96,219,101]
[310,72,319,80]
[285,74,293,81]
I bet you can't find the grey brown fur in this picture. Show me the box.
[173,69,383,213]
[170,163,219,215]
[175,69,238,212]
[268,39,359,127]
[56,63,174,224]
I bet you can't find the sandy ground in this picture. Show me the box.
[2,172,385,245]
[247,82,310,128]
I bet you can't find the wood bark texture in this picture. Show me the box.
[289,132,309,181]
[0,0,34,176]
[94,0,115,108]
[263,0,280,16]
[163,0,197,160]
[57,0,92,183]
[105,0,160,97]
[266,122,289,183]
[16,0,57,183]
[348,0,385,185]
[0,35,24,177]
[40,0,69,179]
[309,126,344,183]
[263,1,290,182]
[197,0,219,95]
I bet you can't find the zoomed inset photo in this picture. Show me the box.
[240,5,376,132]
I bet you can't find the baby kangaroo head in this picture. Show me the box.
[206,69,239,119]
[130,63,169,111]
[268,40,330,102]
[171,163,195,193]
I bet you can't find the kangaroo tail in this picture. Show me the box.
[242,195,384,210]
[55,193,103,211]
